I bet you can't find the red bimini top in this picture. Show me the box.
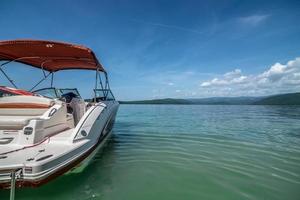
[0,40,105,72]
[0,86,34,96]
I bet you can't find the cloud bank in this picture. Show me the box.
[200,57,300,96]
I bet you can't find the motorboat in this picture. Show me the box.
[0,40,119,191]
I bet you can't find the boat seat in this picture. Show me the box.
[69,97,86,125]
[0,95,55,130]
[0,115,39,130]
[0,95,54,116]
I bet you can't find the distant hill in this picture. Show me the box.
[188,97,262,105]
[119,97,262,105]
[119,92,300,105]
[254,92,300,105]
[119,98,191,105]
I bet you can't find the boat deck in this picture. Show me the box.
[0,128,89,173]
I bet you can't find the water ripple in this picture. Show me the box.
[1,105,299,200]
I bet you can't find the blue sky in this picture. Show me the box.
[0,0,300,100]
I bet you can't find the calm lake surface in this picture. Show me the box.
[1,105,300,200]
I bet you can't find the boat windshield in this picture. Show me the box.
[33,88,81,99]
[59,89,81,98]
[34,88,58,98]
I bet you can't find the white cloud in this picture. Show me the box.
[224,69,242,78]
[200,57,300,96]
[142,57,299,99]
[200,69,248,87]
[239,14,270,26]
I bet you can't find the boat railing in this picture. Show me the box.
[0,168,23,200]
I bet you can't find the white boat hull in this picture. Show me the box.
[0,101,119,188]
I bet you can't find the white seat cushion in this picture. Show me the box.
[0,108,48,116]
[0,95,54,106]
[0,95,54,116]
[0,116,39,130]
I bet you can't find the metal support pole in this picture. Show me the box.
[105,73,111,90]
[10,171,16,200]
[95,69,98,90]
[29,72,51,91]
[98,73,104,91]
[104,73,107,90]
[94,69,99,102]
[104,73,110,97]
[0,67,18,88]
[51,73,54,87]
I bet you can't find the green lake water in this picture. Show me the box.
[1,105,300,200]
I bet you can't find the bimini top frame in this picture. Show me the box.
[0,40,111,99]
